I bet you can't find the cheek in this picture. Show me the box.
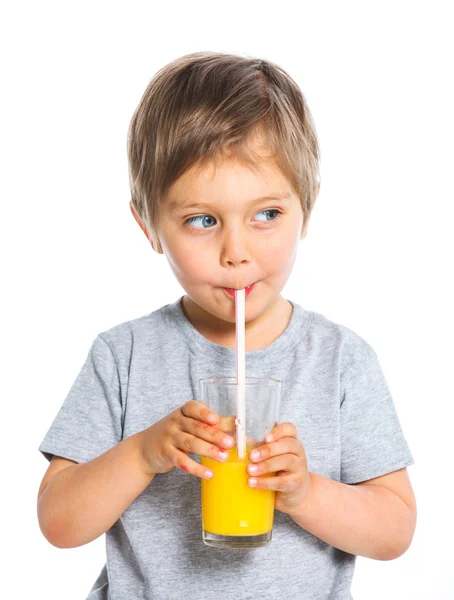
[166,242,213,283]
[259,233,298,274]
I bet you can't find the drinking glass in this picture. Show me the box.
[199,377,281,549]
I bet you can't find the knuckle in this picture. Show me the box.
[214,430,224,441]
[290,454,300,468]
[182,435,193,451]
[201,405,212,419]
[208,445,218,456]
[182,400,196,415]
[262,477,272,490]
[218,415,235,433]
[282,422,296,435]
[163,433,174,449]
[292,438,302,453]
[177,461,190,473]
[286,479,298,493]
[261,445,271,459]
[194,421,212,433]
[198,464,210,479]
[277,477,288,491]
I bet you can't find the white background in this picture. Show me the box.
[1,1,453,598]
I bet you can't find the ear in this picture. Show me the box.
[302,183,319,240]
[300,215,310,241]
[129,202,163,254]
[130,202,150,239]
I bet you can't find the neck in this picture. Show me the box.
[181,294,293,351]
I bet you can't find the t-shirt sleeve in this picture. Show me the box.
[340,339,414,484]
[39,334,123,464]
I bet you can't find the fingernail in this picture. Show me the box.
[218,450,228,461]
[205,470,213,479]
[250,450,260,461]
[248,464,258,474]
[249,478,257,487]
[223,437,234,448]
[265,434,274,443]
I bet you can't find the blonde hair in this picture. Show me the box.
[127,51,320,240]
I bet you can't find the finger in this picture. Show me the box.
[248,473,299,493]
[174,430,230,463]
[181,400,219,425]
[247,453,301,477]
[180,403,236,436]
[172,449,214,480]
[185,417,235,450]
[264,422,298,443]
[217,415,236,435]
[249,437,303,463]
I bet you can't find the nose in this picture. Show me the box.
[220,225,252,268]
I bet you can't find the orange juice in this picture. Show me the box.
[201,448,275,536]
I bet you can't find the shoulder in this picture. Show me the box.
[93,302,175,359]
[304,306,376,359]
[296,305,379,389]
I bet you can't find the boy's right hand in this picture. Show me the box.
[137,400,235,479]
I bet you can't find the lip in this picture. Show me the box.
[223,283,256,298]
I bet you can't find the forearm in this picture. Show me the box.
[38,431,154,548]
[288,472,416,560]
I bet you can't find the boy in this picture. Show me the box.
[38,51,416,599]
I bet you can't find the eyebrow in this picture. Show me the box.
[168,192,291,212]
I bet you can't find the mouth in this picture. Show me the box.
[223,283,256,298]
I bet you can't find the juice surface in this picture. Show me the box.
[201,448,275,536]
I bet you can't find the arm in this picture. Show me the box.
[38,401,234,549]
[37,432,154,549]
[288,468,417,560]
[247,423,417,561]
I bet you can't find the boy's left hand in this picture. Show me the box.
[247,422,311,514]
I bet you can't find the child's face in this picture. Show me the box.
[133,138,308,327]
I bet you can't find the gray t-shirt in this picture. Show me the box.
[39,296,414,600]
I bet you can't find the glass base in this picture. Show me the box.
[203,530,272,549]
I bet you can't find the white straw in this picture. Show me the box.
[235,288,246,459]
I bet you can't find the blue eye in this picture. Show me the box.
[185,209,281,229]
[185,215,217,229]
[255,209,281,222]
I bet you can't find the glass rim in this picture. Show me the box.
[199,376,281,387]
